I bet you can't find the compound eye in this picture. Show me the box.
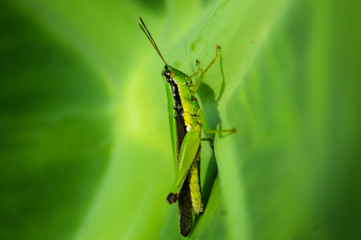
[163,70,172,78]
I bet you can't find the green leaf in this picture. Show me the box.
[1,0,360,239]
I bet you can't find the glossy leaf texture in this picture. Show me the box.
[0,0,360,240]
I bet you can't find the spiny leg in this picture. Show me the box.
[200,109,236,134]
[192,45,222,94]
[188,154,204,215]
[190,59,202,78]
[204,127,236,134]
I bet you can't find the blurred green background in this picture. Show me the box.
[1,0,360,239]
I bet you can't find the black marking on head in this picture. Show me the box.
[164,70,172,79]
[162,65,172,80]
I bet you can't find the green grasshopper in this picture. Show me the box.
[139,17,236,236]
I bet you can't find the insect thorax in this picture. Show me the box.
[164,77,201,133]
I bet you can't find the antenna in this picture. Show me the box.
[139,17,168,66]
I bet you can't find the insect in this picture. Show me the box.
[139,17,236,236]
